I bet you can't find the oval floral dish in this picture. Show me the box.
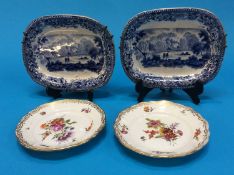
[16,100,105,151]
[120,8,226,88]
[114,101,209,158]
[23,15,115,91]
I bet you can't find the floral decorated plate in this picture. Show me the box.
[114,101,209,158]
[120,8,226,88]
[23,15,115,91]
[16,100,105,151]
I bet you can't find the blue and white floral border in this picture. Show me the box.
[23,15,115,91]
[120,8,226,89]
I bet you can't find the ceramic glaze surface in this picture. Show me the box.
[120,8,226,88]
[16,100,105,151]
[114,101,209,158]
[23,15,115,91]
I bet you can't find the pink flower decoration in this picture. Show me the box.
[51,124,64,132]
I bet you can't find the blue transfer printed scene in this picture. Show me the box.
[34,32,104,73]
[131,28,211,68]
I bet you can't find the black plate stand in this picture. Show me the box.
[135,80,204,105]
[45,87,94,101]
[87,90,94,101]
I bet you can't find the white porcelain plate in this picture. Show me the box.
[120,8,226,88]
[23,15,115,91]
[114,101,209,158]
[16,100,105,151]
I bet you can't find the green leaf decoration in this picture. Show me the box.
[65,119,71,123]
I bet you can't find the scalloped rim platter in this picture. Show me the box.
[16,100,105,151]
[120,8,226,88]
[23,15,115,91]
[114,101,209,158]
